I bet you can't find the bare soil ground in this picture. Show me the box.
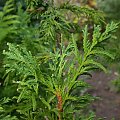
[87,71,120,120]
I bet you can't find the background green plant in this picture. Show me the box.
[97,0,120,20]
[96,0,120,92]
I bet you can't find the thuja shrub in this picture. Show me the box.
[0,0,118,120]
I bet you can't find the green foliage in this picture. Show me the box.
[60,2,104,23]
[97,0,120,92]
[2,22,117,119]
[0,0,19,43]
[0,0,118,119]
[112,78,120,92]
[0,0,20,81]
[97,0,120,20]
[0,97,18,120]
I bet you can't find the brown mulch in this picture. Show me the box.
[87,71,120,120]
